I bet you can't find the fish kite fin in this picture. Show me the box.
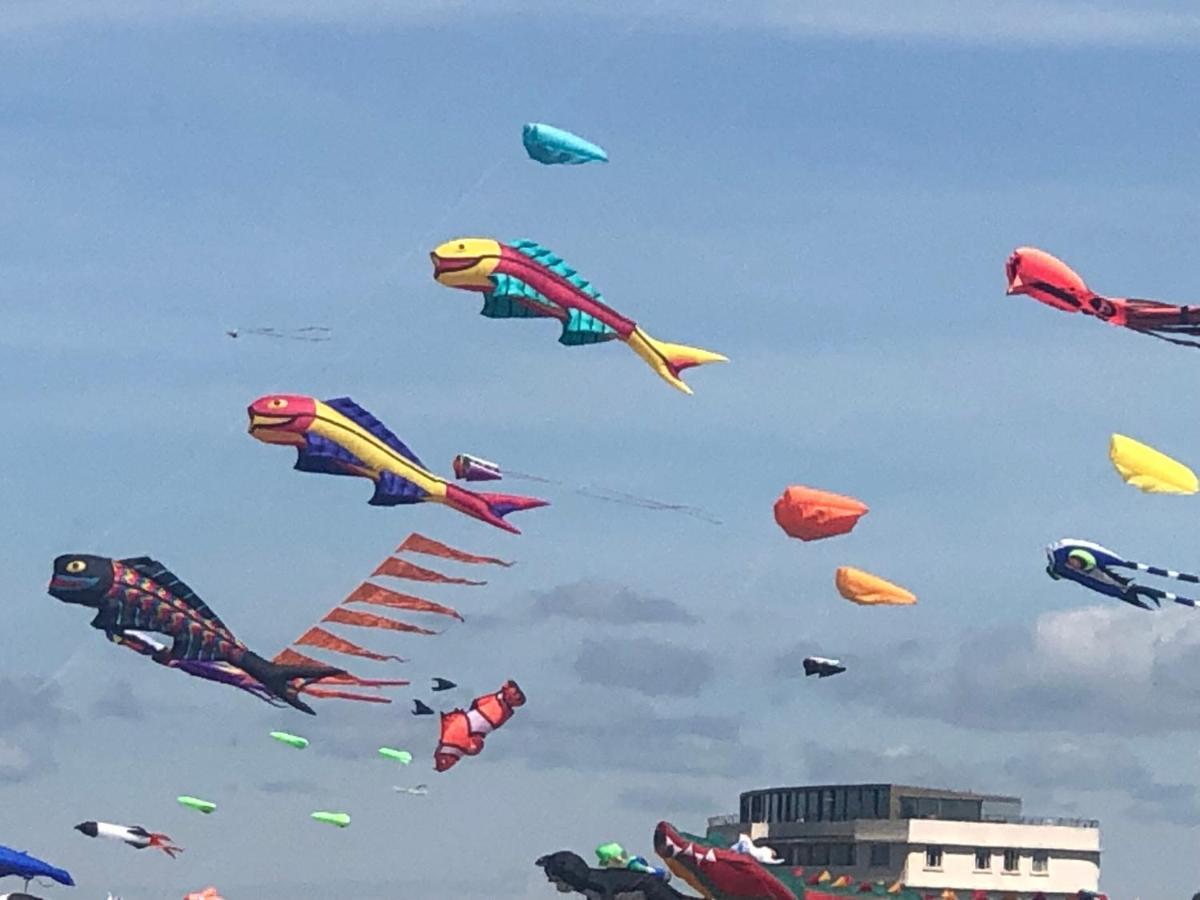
[625,326,727,394]
[481,277,560,319]
[559,309,619,346]
[323,397,428,467]
[443,484,548,534]
[368,471,429,506]
[240,652,346,716]
[147,833,183,858]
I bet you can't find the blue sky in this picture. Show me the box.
[2,2,1200,897]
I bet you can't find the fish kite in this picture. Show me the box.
[834,567,916,606]
[430,238,726,394]
[74,822,182,858]
[1109,434,1198,495]
[1006,247,1200,348]
[247,395,548,534]
[774,486,868,542]
[801,656,846,678]
[2,894,48,900]
[1046,539,1200,610]
[48,555,344,714]
[536,852,690,900]
[522,123,608,165]
[0,845,73,888]
[435,679,525,771]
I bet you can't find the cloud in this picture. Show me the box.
[489,697,762,777]
[2,0,1199,46]
[257,778,319,796]
[616,784,720,817]
[0,677,71,782]
[574,637,712,698]
[837,605,1200,736]
[89,678,146,721]
[527,581,698,626]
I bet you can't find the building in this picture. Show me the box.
[704,783,1101,899]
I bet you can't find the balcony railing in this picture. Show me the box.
[981,815,1100,828]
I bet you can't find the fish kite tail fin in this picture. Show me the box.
[147,833,183,858]
[626,326,727,395]
[443,483,548,534]
[241,652,347,715]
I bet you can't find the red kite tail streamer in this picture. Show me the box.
[301,685,394,704]
[397,533,513,567]
[273,649,408,686]
[322,606,440,636]
[372,556,486,586]
[344,582,464,622]
[294,626,407,662]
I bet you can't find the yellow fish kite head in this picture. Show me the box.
[430,238,502,289]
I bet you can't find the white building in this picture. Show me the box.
[705,783,1102,899]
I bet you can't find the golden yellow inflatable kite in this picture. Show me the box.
[835,567,916,606]
[1109,434,1197,495]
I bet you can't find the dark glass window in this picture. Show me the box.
[974,849,990,870]
[942,799,980,821]
[1003,849,1020,872]
[821,789,835,822]
[806,790,819,821]
[811,844,830,865]
[869,843,890,867]
[831,843,855,866]
[750,794,763,821]
[832,788,844,821]
[846,787,863,819]
[899,796,917,818]
[740,796,750,822]
[877,787,891,818]
[916,797,938,818]
[925,846,943,868]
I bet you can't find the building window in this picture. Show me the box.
[831,843,855,866]
[1003,849,1020,873]
[869,843,890,867]
[925,846,943,869]
[811,844,830,866]
[1032,851,1048,874]
[974,849,990,871]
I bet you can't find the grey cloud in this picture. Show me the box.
[0,677,71,782]
[616,784,721,817]
[838,606,1200,736]
[529,581,698,626]
[89,678,146,721]
[257,778,319,796]
[574,637,712,698]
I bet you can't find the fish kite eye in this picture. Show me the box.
[66,559,87,574]
[267,398,288,410]
[1067,549,1096,571]
[457,243,465,251]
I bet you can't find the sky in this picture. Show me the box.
[1,1,1199,897]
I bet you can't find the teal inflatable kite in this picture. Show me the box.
[522,123,608,165]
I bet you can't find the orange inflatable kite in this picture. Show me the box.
[835,567,916,606]
[774,486,868,542]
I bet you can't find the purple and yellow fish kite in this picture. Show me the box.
[430,238,727,394]
[247,395,548,534]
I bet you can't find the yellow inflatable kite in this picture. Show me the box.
[835,567,916,606]
[1109,434,1198,495]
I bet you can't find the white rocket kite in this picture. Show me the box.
[74,821,182,858]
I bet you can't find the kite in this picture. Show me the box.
[183,889,224,900]
[311,812,350,828]
[452,453,721,524]
[177,797,216,815]
[1,894,47,900]
[394,784,428,796]
[655,821,923,899]
[48,555,344,714]
[1109,434,1198,495]
[802,656,846,678]
[1046,538,1200,609]
[371,556,485,586]
[225,327,331,342]
[435,680,525,771]
[834,567,916,606]
[774,486,868,542]
[729,835,783,865]
[522,123,608,165]
[596,843,671,880]
[430,238,727,394]
[379,748,413,764]
[0,845,73,888]
[74,822,182,858]
[270,732,309,749]
[536,852,690,900]
[396,533,513,567]
[1006,246,1200,348]
[412,699,434,716]
[431,677,456,691]
[248,395,547,534]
